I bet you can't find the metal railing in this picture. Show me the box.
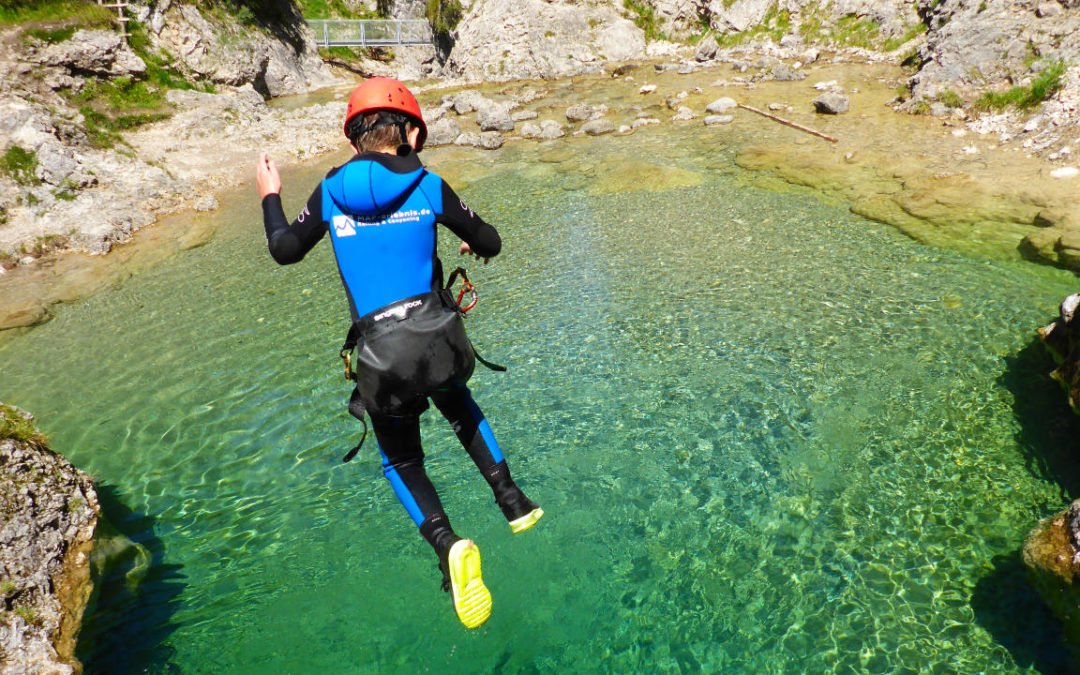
[307,19,433,48]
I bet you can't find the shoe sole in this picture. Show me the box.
[509,507,544,534]
[448,539,491,629]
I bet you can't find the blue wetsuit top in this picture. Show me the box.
[261,149,501,322]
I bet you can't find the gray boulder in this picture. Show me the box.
[427,118,462,146]
[566,104,597,122]
[452,90,487,114]
[706,97,738,114]
[444,0,645,82]
[579,119,615,136]
[538,120,566,139]
[695,39,719,62]
[813,93,850,114]
[672,106,697,121]
[704,115,735,125]
[41,29,146,76]
[520,121,543,139]
[771,64,806,82]
[477,104,515,132]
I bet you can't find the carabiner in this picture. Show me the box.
[340,348,354,381]
[447,267,478,314]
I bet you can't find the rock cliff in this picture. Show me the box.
[444,0,646,82]
[0,405,100,675]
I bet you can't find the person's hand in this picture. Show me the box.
[459,241,490,265]
[256,152,281,198]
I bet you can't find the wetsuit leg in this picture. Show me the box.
[431,384,542,528]
[430,383,504,473]
[369,412,445,527]
[370,411,464,586]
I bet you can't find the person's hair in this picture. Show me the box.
[346,111,414,152]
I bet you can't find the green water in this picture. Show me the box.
[2,128,1080,674]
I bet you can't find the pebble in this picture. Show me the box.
[1050,167,1079,178]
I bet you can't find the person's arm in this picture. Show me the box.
[256,153,326,264]
[435,181,501,263]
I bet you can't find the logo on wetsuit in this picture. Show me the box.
[374,298,423,322]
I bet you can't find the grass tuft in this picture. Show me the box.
[0,146,40,186]
[976,60,1068,111]
[0,403,48,448]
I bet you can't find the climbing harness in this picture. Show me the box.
[339,268,505,463]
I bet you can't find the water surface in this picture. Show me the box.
[2,124,1079,673]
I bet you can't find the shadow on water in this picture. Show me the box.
[972,337,1080,674]
[77,483,187,675]
[972,552,1073,675]
[998,338,1080,499]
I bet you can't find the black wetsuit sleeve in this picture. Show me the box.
[262,187,327,264]
[436,181,501,258]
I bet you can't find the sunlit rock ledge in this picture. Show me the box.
[0,404,99,675]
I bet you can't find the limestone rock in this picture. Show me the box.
[538,120,566,139]
[707,97,738,114]
[476,104,515,132]
[672,106,697,121]
[40,30,146,76]
[813,93,850,114]
[443,0,646,82]
[770,64,806,82]
[1025,498,1080,659]
[0,405,100,675]
[579,119,615,136]
[150,3,334,97]
[427,117,462,146]
[520,121,543,138]
[1037,293,1080,413]
[566,104,598,122]
[705,114,735,125]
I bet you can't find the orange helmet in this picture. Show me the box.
[343,77,428,150]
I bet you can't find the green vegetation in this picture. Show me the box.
[937,89,963,108]
[623,0,665,42]
[0,403,48,448]
[23,25,75,43]
[881,21,927,52]
[715,7,790,48]
[831,14,881,49]
[426,0,464,34]
[13,606,41,627]
[0,146,40,186]
[0,0,112,27]
[299,0,369,19]
[976,60,1068,111]
[20,234,70,258]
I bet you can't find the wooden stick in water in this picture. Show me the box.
[736,103,839,143]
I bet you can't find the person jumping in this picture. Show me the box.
[254,77,543,629]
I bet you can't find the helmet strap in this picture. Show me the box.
[357,116,410,149]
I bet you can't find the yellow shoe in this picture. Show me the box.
[448,539,491,629]
[508,507,544,534]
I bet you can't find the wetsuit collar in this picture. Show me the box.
[349,148,423,174]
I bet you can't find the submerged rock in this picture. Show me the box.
[1024,498,1080,662]
[813,93,850,114]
